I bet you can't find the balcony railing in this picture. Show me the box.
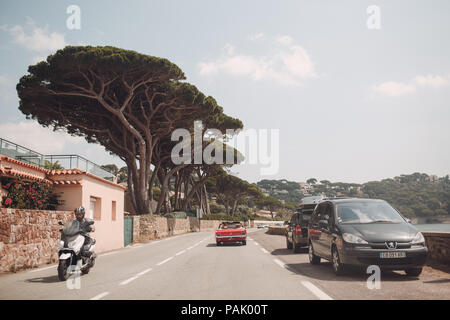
[0,137,115,181]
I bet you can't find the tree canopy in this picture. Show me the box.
[17,46,243,214]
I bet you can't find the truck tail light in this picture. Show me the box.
[295,225,302,235]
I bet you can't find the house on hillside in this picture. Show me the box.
[255,209,278,218]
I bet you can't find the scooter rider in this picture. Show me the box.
[73,206,95,256]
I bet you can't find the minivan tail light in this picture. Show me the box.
[295,225,302,235]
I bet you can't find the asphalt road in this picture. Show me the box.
[0,229,448,300]
[250,230,450,300]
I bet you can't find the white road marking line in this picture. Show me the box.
[254,242,259,246]
[100,251,118,257]
[90,292,109,300]
[261,248,269,254]
[271,257,333,300]
[273,258,285,268]
[136,268,152,277]
[29,265,56,273]
[120,276,138,285]
[187,246,195,250]
[301,281,333,300]
[157,257,174,266]
[175,250,186,256]
[120,268,153,285]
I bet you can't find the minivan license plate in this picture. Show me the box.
[379,252,406,258]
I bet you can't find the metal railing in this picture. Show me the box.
[0,137,115,181]
[42,155,115,181]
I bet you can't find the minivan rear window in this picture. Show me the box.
[301,209,314,221]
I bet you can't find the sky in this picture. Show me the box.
[0,0,449,184]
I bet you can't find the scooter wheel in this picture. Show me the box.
[57,260,70,281]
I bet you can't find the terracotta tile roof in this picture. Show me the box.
[0,156,125,190]
[0,156,48,173]
[0,167,52,184]
[48,169,84,175]
[52,180,83,186]
[48,170,126,190]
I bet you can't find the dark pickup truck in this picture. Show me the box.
[286,196,323,253]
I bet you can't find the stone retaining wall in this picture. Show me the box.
[267,226,287,235]
[131,215,225,243]
[0,208,73,272]
[423,232,450,268]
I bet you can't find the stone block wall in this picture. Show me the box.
[423,232,450,267]
[0,208,73,272]
[267,226,287,235]
[131,215,228,243]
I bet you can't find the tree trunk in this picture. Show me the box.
[231,198,238,216]
[156,165,186,214]
[203,185,210,215]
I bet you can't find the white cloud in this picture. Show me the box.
[223,43,235,55]
[31,56,47,64]
[275,35,294,46]
[248,32,264,41]
[412,74,449,88]
[372,74,450,97]
[372,81,416,96]
[0,122,84,154]
[198,34,317,86]
[4,19,66,53]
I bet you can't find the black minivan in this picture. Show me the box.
[308,198,428,276]
[286,196,323,253]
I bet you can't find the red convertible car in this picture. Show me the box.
[216,222,247,246]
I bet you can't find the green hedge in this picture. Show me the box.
[162,211,187,219]
[201,213,249,222]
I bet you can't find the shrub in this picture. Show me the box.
[209,202,226,214]
[1,178,59,210]
[202,213,248,222]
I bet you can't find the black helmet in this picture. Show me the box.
[74,206,85,216]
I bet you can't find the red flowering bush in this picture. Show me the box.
[1,178,60,210]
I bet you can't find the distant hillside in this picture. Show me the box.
[255,173,450,219]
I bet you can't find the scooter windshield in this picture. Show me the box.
[62,220,82,237]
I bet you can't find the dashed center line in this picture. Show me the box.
[260,248,269,254]
[119,268,152,286]
[176,250,186,256]
[120,276,138,286]
[136,268,153,277]
[90,292,109,300]
[157,257,174,266]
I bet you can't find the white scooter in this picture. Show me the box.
[57,220,96,281]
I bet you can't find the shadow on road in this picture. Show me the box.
[26,275,60,284]
[284,262,420,282]
[271,248,308,255]
[422,278,450,284]
[206,243,244,247]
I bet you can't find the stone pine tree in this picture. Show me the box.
[17,46,242,214]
